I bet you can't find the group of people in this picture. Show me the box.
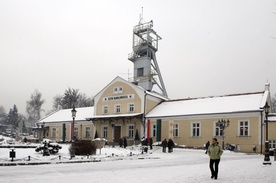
[161,138,175,153]
[118,138,127,148]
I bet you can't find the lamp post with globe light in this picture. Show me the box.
[70,106,77,159]
[216,119,230,150]
[263,102,271,165]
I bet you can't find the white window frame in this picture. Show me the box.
[127,124,134,138]
[173,123,179,137]
[102,126,108,138]
[128,103,135,113]
[74,127,78,138]
[102,105,108,114]
[191,122,201,137]
[52,128,56,138]
[238,120,250,136]
[114,104,121,114]
[214,121,223,137]
[269,140,276,149]
[85,127,91,138]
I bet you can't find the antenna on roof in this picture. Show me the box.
[139,7,145,24]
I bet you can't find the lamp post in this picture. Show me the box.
[216,119,230,150]
[263,102,271,165]
[42,122,45,139]
[71,106,77,159]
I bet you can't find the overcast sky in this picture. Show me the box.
[1,0,276,115]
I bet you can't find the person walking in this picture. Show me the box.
[207,138,223,180]
[162,139,167,153]
[168,139,175,153]
[205,141,210,154]
[123,138,127,148]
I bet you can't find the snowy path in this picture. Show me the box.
[0,148,275,183]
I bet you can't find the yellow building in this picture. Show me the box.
[36,107,94,142]
[86,76,167,146]
[146,85,272,153]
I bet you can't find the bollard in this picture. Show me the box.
[274,149,276,161]
[87,154,89,159]
[28,156,30,161]
[130,152,132,156]
[10,149,16,162]
[59,155,61,160]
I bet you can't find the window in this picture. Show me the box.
[215,125,223,136]
[173,123,179,137]
[103,106,108,114]
[52,128,56,138]
[239,120,249,136]
[152,124,156,137]
[85,127,90,138]
[269,140,276,149]
[102,126,108,138]
[74,127,78,138]
[192,122,200,137]
[113,86,123,94]
[128,125,134,138]
[137,68,144,77]
[128,103,134,113]
[115,104,121,113]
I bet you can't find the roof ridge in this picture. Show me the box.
[166,91,265,103]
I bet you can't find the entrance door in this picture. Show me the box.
[114,126,121,143]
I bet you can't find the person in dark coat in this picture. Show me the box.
[123,138,127,148]
[168,139,175,153]
[149,138,153,150]
[162,139,167,153]
[205,141,210,154]
[119,138,123,148]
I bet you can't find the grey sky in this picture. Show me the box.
[0,0,276,115]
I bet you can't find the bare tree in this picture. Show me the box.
[62,88,80,109]
[0,106,6,124]
[52,94,63,110]
[272,94,276,113]
[26,90,45,126]
[52,88,94,110]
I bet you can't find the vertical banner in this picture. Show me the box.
[71,123,74,140]
[147,119,151,142]
[62,123,66,142]
[156,119,161,142]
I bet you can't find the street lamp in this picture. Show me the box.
[71,106,77,159]
[263,102,271,165]
[216,119,230,150]
[42,122,45,139]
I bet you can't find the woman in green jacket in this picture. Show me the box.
[207,138,223,180]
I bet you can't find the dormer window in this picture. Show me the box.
[113,86,123,94]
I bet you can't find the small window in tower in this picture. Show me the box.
[137,68,144,77]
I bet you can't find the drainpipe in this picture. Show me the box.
[143,90,147,138]
[260,111,263,154]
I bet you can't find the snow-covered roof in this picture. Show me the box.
[268,113,276,122]
[37,107,94,124]
[86,113,143,121]
[146,92,268,118]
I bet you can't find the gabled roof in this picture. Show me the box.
[94,76,169,101]
[146,91,268,118]
[37,107,94,124]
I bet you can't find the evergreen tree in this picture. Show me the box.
[6,105,19,127]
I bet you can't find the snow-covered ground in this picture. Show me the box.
[0,136,276,183]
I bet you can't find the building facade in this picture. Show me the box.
[146,87,272,153]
